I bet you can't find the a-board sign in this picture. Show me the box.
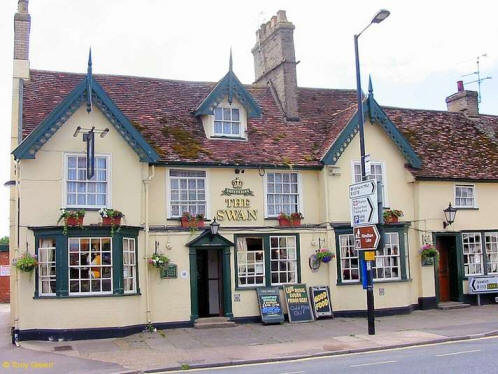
[468,276,498,294]
[256,287,284,324]
[309,286,333,319]
[283,284,314,323]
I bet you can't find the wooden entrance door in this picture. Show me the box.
[438,241,451,301]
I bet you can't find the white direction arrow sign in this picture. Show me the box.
[349,181,378,227]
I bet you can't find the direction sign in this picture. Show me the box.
[349,181,376,199]
[354,225,380,251]
[468,276,498,294]
[349,181,378,227]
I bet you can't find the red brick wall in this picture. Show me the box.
[0,251,10,303]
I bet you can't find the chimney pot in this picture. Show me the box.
[457,80,464,92]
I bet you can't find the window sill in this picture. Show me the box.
[210,136,246,141]
[34,292,141,299]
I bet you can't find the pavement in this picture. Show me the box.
[3,304,498,373]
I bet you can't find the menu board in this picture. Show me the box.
[283,284,314,323]
[310,286,333,319]
[256,287,284,324]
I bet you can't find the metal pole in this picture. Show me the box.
[354,33,375,336]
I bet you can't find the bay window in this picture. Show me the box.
[462,232,483,276]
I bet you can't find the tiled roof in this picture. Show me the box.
[22,70,498,179]
[386,107,498,180]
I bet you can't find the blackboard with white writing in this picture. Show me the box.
[256,287,284,324]
[310,286,333,319]
[283,284,314,323]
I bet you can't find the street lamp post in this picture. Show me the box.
[354,9,390,336]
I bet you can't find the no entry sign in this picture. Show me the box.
[354,225,380,251]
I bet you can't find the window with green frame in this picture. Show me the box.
[33,226,140,298]
[462,231,498,276]
[334,226,408,284]
[234,234,301,289]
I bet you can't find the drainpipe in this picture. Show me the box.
[323,168,333,289]
[13,160,20,346]
[143,165,155,324]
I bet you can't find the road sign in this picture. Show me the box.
[349,180,376,199]
[364,251,375,261]
[349,181,378,227]
[364,154,371,178]
[354,225,380,251]
[468,276,498,294]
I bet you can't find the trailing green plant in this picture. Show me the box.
[13,251,38,272]
[57,208,85,235]
[144,322,156,333]
[99,208,124,236]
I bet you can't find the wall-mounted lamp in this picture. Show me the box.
[210,218,220,236]
[443,202,457,229]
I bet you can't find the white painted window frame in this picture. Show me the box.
[485,232,498,275]
[454,184,477,208]
[68,237,113,296]
[351,160,388,207]
[123,237,137,294]
[236,237,266,288]
[269,235,298,286]
[373,232,401,281]
[38,239,57,296]
[63,152,112,209]
[166,168,210,219]
[213,106,242,138]
[263,171,304,218]
[462,232,484,276]
[338,234,360,283]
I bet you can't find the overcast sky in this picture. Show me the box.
[0,1,497,237]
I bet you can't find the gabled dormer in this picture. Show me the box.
[195,52,261,141]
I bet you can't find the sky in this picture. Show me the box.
[0,0,497,237]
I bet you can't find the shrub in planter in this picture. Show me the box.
[57,208,85,235]
[181,212,204,229]
[13,251,38,272]
[383,209,403,224]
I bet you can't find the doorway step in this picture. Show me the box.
[438,301,471,310]
[194,317,236,329]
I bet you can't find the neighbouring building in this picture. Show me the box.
[9,2,498,341]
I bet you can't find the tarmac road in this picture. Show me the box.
[164,336,498,374]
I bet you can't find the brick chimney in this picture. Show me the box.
[13,0,31,79]
[446,80,478,116]
[252,10,299,121]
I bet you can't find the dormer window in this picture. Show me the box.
[214,107,241,137]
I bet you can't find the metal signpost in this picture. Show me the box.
[349,180,381,335]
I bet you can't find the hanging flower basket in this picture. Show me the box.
[148,252,169,269]
[316,248,335,263]
[13,251,38,272]
[420,244,438,266]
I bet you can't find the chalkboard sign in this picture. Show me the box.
[310,286,333,319]
[256,287,284,324]
[283,284,314,323]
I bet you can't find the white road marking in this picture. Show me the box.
[350,360,397,367]
[279,371,305,374]
[436,349,481,357]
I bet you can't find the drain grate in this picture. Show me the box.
[54,345,73,351]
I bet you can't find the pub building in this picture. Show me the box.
[9,3,498,341]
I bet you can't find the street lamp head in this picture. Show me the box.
[371,9,390,24]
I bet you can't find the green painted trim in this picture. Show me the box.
[32,226,139,298]
[194,71,261,118]
[185,230,234,248]
[222,247,233,318]
[416,177,498,183]
[34,293,141,300]
[13,76,160,162]
[189,248,198,321]
[322,97,422,169]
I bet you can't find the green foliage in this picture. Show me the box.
[14,251,37,272]
[0,236,8,245]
